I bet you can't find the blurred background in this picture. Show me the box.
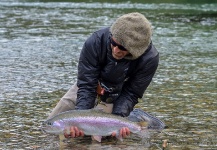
[0,0,216,149]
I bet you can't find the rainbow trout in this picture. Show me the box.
[42,109,150,142]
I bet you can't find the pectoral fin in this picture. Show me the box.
[91,135,102,142]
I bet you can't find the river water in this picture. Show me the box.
[0,0,216,149]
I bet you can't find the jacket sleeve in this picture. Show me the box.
[112,53,159,117]
[75,33,101,109]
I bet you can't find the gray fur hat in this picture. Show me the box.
[110,12,152,60]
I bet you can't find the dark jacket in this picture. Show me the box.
[75,27,159,117]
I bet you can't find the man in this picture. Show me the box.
[48,12,159,140]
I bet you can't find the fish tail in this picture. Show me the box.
[130,108,166,130]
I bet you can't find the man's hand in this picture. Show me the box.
[64,126,130,140]
[111,127,130,138]
[64,126,84,138]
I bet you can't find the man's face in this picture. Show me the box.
[111,38,130,60]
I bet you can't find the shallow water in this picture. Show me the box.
[0,0,217,149]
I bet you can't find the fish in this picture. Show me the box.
[41,109,150,142]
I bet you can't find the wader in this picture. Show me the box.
[47,82,113,119]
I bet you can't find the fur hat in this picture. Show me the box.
[110,12,152,60]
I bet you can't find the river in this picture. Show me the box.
[0,0,216,149]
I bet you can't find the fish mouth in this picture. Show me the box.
[40,121,54,133]
[41,127,47,133]
[40,122,64,135]
[40,122,49,133]
[41,126,62,134]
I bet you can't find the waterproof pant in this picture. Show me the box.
[47,82,113,119]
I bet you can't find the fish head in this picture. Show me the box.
[41,120,65,135]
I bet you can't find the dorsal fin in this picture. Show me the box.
[93,107,104,112]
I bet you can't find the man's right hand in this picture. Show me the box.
[64,126,84,138]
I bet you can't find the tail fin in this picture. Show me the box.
[128,108,165,130]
